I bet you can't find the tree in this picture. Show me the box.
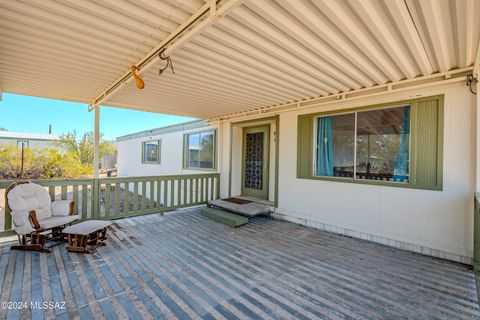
[56,131,117,167]
[0,127,7,131]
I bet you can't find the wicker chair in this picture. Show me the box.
[5,182,79,253]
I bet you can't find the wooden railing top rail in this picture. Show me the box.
[98,173,219,183]
[0,178,93,189]
[0,173,220,189]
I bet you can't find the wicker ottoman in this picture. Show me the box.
[63,220,112,253]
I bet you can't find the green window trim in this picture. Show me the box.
[183,129,218,171]
[141,139,161,164]
[297,95,444,191]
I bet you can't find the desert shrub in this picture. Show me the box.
[56,131,117,166]
[0,145,92,179]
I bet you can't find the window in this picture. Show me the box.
[184,130,216,170]
[17,140,29,149]
[142,140,160,164]
[297,95,443,190]
[316,105,410,183]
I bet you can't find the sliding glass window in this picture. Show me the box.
[315,105,410,183]
[185,130,216,170]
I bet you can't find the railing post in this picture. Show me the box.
[475,195,480,266]
[92,178,100,220]
[474,194,480,303]
[4,205,12,231]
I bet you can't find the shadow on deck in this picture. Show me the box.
[0,208,478,319]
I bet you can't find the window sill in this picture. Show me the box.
[183,167,217,172]
[298,175,442,191]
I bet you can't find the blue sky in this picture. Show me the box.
[0,93,194,140]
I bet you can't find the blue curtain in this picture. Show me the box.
[316,117,334,176]
[393,107,410,181]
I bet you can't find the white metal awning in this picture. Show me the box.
[1,0,480,119]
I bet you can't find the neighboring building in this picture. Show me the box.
[117,82,475,266]
[117,120,214,177]
[0,131,61,150]
[101,153,117,171]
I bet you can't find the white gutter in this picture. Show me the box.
[89,0,244,111]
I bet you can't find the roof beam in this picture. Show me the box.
[89,0,244,111]
[474,40,480,79]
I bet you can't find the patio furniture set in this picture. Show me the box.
[5,182,111,253]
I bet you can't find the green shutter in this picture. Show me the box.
[411,96,444,189]
[297,114,314,178]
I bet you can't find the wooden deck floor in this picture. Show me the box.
[0,208,478,319]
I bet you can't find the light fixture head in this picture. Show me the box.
[131,66,145,89]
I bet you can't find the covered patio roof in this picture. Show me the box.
[1,0,480,119]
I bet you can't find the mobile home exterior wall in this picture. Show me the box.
[118,82,474,264]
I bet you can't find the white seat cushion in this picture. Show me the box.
[51,200,72,216]
[63,220,112,235]
[39,215,79,230]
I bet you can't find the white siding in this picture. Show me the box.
[118,131,183,177]
[117,126,218,198]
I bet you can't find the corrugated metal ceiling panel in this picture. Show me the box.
[1,0,479,118]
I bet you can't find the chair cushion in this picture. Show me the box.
[7,183,52,220]
[39,215,79,230]
[63,220,112,235]
[10,209,35,235]
[52,200,72,216]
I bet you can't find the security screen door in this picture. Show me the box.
[241,125,270,200]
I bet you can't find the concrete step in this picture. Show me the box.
[201,207,249,227]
